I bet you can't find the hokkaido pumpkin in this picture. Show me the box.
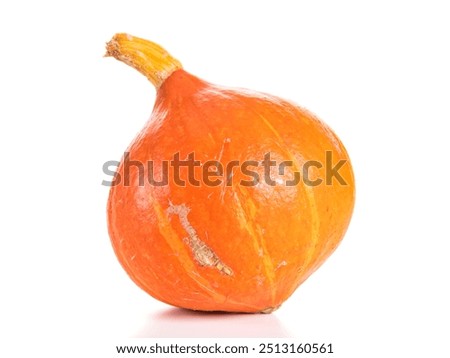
[105,34,355,313]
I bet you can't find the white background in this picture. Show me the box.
[1,1,449,357]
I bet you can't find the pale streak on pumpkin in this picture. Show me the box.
[217,138,232,203]
[232,187,277,305]
[257,113,321,279]
[166,202,233,276]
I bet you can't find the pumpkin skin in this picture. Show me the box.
[106,34,355,313]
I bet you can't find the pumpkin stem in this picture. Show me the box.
[105,33,182,88]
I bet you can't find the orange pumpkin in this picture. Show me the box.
[105,34,355,313]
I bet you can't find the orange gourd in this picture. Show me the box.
[105,34,355,313]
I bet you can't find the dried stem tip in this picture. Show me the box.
[105,33,182,88]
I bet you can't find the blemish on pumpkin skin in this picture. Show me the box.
[261,305,280,314]
[167,202,233,276]
[255,275,265,286]
[216,137,231,163]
